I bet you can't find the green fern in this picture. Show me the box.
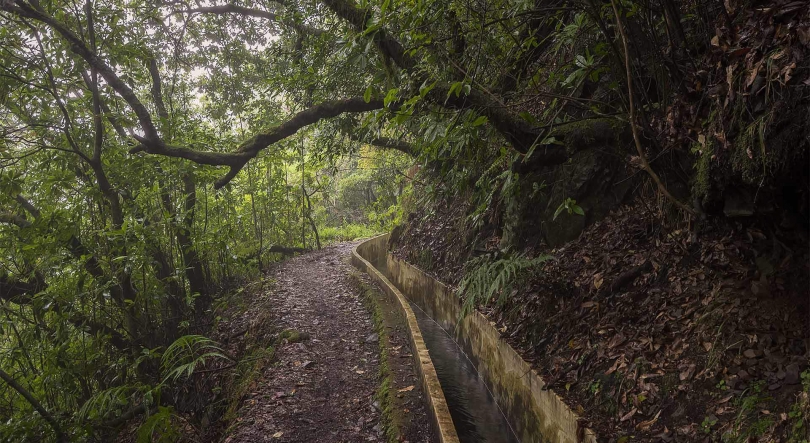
[161,334,230,383]
[79,384,146,421]
[456,253,552,317]
[136,406,179,443]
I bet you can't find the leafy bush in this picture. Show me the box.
[319,223,380,244]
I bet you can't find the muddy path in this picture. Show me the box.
[224,242,431,443]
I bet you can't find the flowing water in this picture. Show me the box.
[371,258,519,443]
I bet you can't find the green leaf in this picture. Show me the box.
[363,86,372,103]
[447,81,462,99]
[419,80,436,98]
[383,88,399,107]
[553,202,566,221]
[472,116,488,127]
[518,111,537,125]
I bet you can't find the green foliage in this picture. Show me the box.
[161,335,229,383]
[319,223,379,244]
[80,385,148,423]
[456,253,552,317]
[136,407,180,443]
[786,371,810,442]
[553,198,586,221]
[721,381,776,442]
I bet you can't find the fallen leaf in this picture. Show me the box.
[593,274,604,289]
[272,431,283,438]
[398,385,415,393]
[620,407,637,422]
[746,59,763,88]
[636,409,662,431]
[680,364,696,381]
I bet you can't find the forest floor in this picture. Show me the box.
[219,242,432,443]
[392,196,810,441]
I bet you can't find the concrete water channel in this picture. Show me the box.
[409,299,520,442]
[367,247,517,441]
[352,234,598,443]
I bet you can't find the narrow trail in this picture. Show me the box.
[226,242,384,442]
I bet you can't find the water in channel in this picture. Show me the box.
[371,259,519,443]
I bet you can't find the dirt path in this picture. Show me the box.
[224,243,390,442]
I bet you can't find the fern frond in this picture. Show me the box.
[136,406,179,443]
[456,253,552,318]
[79,384,145,421]
[161,334,229,383]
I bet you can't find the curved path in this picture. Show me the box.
[225,242,430,443]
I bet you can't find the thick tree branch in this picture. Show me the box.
[147,58,169,124]
[434,83,564,158]
[3,0,161,143]
[320,0,563,159]
[178,5,325,36]
[13,196,40,218]
[0,368,68,442]
[320,0,413,70]
[0,275,42,304]
[132,97,385,188]
[367,137,415,156]
[0,212,32,229]
[346,132,415,156]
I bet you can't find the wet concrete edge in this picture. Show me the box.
[356,234,599,443]
[352,234,461,443]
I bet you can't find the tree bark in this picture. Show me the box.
[302,185,321,250]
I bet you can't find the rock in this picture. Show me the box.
[768,383,782,391]
[301,360,315,368]
[499,122,634,250]
[738,370,750,380]
[784,364,801,385]
[743,349,760,359]
[776,370,786,380]
[365,333,379,343]
[280,329,310,343]
[723,187,755,217]
[372,401,380,411]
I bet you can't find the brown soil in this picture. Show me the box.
[221,242,432,443]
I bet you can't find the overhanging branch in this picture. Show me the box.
[177,5,325,36]
[367,137,415,156]
[2,0,162,143]
[320,0,413,69]
[132,97,385,188]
